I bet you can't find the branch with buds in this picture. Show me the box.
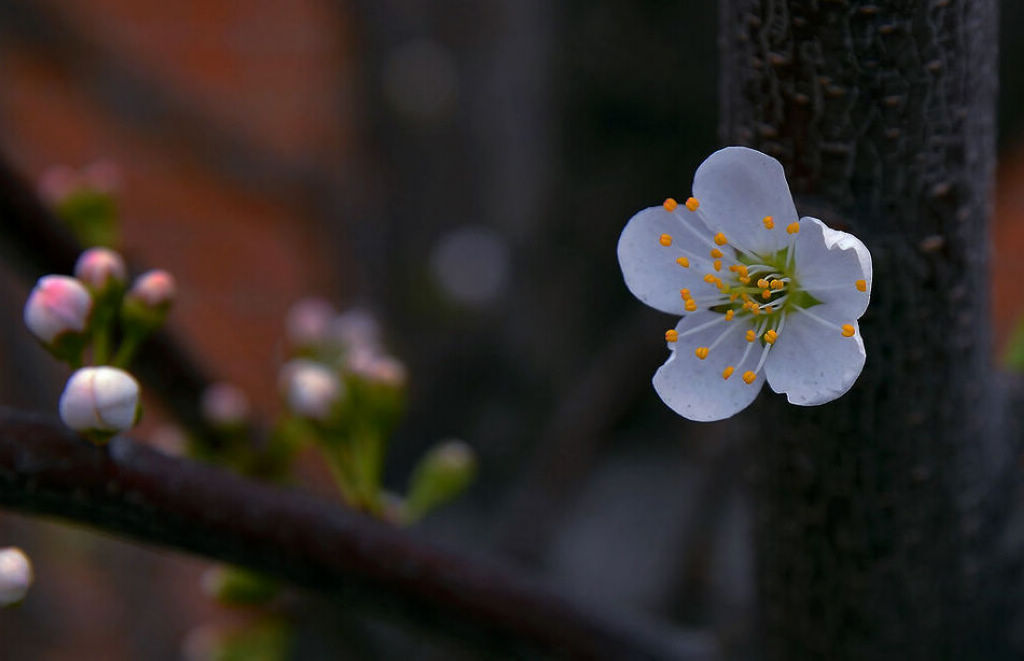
[0,408,714,659]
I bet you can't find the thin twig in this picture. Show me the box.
[0,408,716,660]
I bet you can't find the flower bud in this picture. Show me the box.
[200,382,250,428]
[285,297,336,348]
[24,275,92,344]
[74,247,127,292]
[59,366,140,439]
[346,349,407,389]
[404,439,476,522]
[280,360,343,421]
[0,547,33,606]
[123,269,175,329]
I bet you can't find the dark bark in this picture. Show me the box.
[720,1,1017,658]
[0,408,714,660]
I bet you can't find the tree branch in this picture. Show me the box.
[0,408,715,660]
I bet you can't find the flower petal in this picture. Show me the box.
[765,306,865,406]
[692,147,797,257]
[653,310,765,421]
[793,217,873,319]
[617,206,717,314]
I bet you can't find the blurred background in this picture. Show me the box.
[0,1,1022,658]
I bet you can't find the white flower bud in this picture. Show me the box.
[200,382,250,427]
[74,247,127,291]
[127,269,176,308]
[24,275,93,343]
[285,297,336,347]
[0,547,33,606]
[280,359,343,421]
[59,366,140,434]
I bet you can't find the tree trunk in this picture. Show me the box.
[720,1,1015,657]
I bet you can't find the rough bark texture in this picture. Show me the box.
[720,1,1016,658]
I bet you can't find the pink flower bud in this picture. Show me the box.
[59,366,140,434]
[128,269,176,308]
[74,247,127,291]
[200,382,251,427]
[285,297,336,347]
[24,275,92,343]
[346,349,407,388]
[37,165,80,203]
[0,547,33,606]
[280,359,343,421]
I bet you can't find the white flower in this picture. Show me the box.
[0,547,33,606]
[23,275,92,344]
[59,366,140,433]
[617,147,872,421]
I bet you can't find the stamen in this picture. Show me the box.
[714,232,728,246]
[679,289,691,299]
[841,323,856,337]
[663,198,678,212]
[770,279,784,290]
[742,370,757,384]
[761,290,772,300]
[722,366,734,380]
[676,256,690,268]
[786,222,800,234]
[695,347,709,359]
[685,197,700,212]
[665,330,678,342]
[685,299,698,312]
[764,329,778,344]
[745,329,757,342]
[763,215,775,229]
[703,274,717,284]
[756,278,769,289]
[856,279,867,292]
[710,248,723,259]
[713,260,723,271]
[794,306,855,338]
[725,310,735,321]
[659,234,672,246]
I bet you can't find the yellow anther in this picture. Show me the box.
[725,309,735,320]
[757,278,769,289]
[695,347,709,360]
[676,256,690,268]
[763,215,775,229]
[714,232,728,246]
[729,293,739,302]
[745,329,756,342]
[786,222,800,234]
[665,329,679,342]
[685,299,698,312]
[739,276,751,284]
[722,366,735,380]
[713,260,723,271]
[659,234,673,246]
[742,370,757,384]
[770,279,784,290]
[685,197,700,212]
[764,329,778,344]
[736,265,748,276]
[680,288,691,299]
[764,306,774,314]
[762,289,772,300]
[856,279,867,292]
[841,323,856,337]
[710,248,723,259]
[703,273,717,284]
[752,306,761,316]
[663,198,678,212]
